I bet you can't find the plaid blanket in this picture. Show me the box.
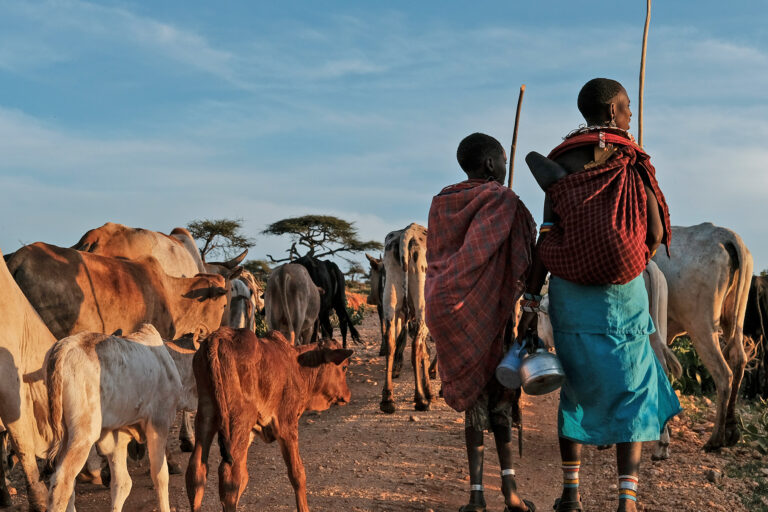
[425,179,536,411]
[540,130,671,285]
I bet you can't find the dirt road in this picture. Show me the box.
[5,312,755,511]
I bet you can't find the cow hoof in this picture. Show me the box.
[168,460,183,475]
[724,427,741,446]
[380,400,396,414]
[650,451,669,461]
[703,439,723,452]
[597,444,613,450]
[414,401,430,412]
[179,438,195,453]
[76,470,103,486]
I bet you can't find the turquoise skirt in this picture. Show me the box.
[549,274,681,445]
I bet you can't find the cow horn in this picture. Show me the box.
[222,250,248,269]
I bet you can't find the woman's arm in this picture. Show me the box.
[515,196,553,339]
[645,184,663,256]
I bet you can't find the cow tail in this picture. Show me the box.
[207,333,233,465]
[400,227,413,321]
[281,271,296,345]
[45,341,68,469]
[723,238,754,348]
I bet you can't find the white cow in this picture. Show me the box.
[653,223,753,450]
[45,325,196,512]
[379,223,434,414]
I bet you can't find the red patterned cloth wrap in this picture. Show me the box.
[425,179,536,411]
[540,130,671,285]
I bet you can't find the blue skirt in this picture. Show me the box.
[549,274,681,445]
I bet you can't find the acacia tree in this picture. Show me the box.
[263,215,382,263]
[345,262,365,285]
[186,218,255,262]
[243,259,272,283]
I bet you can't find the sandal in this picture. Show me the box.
[553,497,583,511]
[505,499,537,512]
[459,505,486,512]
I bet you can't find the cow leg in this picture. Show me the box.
[145,421,171,512]
[179,411,195,452]
[277,428,309,512]
[218,428,250,512]
[186,404,217,512]
[319,313,333,340]
[411,322,431,411]
[724,329,748,446]
[377,305,387,356]
[392,320,407,379]
[688,325,733,451]
[0,399,48,511]
[48,430,96,512]
[380,314,399,414]
[97,431,133,512]
[652,424,671,461]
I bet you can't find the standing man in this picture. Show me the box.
[518,78,681,512]
[426,133,537,512]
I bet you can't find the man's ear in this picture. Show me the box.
[608,102,617,123]
[484,155,495,175]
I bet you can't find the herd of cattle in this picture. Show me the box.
[0,219,766,511]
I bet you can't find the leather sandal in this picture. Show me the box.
[553,497,583,511]
[505,499,537,512]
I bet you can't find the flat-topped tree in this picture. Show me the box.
[263,215,382,263]
[187,218,255,262]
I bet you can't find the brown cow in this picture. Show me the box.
[264,264,321,345]
[0,247,56,512]
[185,328,352,512]
[6,242,228,341]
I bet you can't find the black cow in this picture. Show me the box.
[294,255,360,348]
[744,275,768,398]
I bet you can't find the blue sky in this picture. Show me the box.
[1,0,767,271]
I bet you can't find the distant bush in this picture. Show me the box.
[671,336,716,396]
[254,313,270,337]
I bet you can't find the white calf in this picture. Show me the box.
[45,325,196,512]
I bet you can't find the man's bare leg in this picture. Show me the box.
[616,442,641,512]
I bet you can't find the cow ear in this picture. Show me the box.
[228,266,244,281]
[297,350,326,368]
[325,349,353,366]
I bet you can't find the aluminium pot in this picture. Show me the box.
[518,348,565,395]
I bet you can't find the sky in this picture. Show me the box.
[1,0,767,272]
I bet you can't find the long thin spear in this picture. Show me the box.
[638,0,651,148]
[508,84,526,189]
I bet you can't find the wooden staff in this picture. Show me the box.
[638,0,651,148]
[507,84,526,189]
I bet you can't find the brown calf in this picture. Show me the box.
[185,328,352,512]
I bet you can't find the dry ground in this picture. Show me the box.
[4,312,762,511]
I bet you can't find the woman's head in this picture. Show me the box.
[577,78,632,130]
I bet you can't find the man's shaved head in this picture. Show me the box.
[577,78,626,124]
[456,133,504,174]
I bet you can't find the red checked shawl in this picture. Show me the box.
[425,180,536,411]
[539,131,671,285]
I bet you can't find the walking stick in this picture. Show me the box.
[638,0,651,148]
[505,84,526,456]
[507,84,526,189]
